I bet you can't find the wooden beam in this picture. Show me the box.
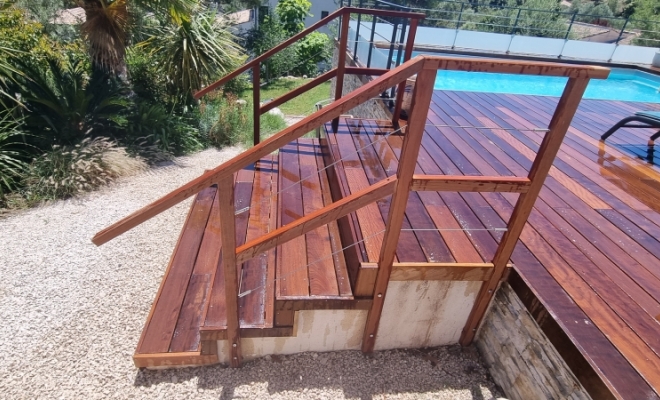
[334,12,350,103]
[218,177,242,367]
[423,56,610,79]
[260,69,337,115]
[92,58,424,246]
[460,77,592,346]
[133,352,218,368]
[252,64,260,145]
[361,68,437,353]
[410,175,531,193]
[194,7,346,99]
[393,18,419,125]
[236,176,397,264]
[390,262,496,281]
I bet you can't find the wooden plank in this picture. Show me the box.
[298,139,340,297]
[218,176,241,367]
[344,67,390,76]
[169,274,211,352]
[314,139,353,297]
[411,175,531,192]
[362,68,437,353]
[389,262,497,281]
[277,141,309,298]
[422,56,610,79]
[133,351,218,369]
[238,175,397,264]
[137,187,216,354]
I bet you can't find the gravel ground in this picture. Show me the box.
[0,147,504,399]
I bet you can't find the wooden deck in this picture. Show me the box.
[324,91,660,399]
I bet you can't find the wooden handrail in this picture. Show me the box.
[235,176,397,264]
[260,69,337,115]
[194,7,426,100]
[92,56,425,246]
[93,56,608,246]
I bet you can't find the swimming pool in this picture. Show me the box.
[430,68,660,103]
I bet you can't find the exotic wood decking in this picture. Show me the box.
[324,92,660,399]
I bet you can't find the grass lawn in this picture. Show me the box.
[241,77,332,116]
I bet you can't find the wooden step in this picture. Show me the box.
[133,156,279,367]
[276,139,353,300]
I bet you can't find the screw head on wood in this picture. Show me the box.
[377,293,382,298]
[369,334,374,338]
[233,343,237,347]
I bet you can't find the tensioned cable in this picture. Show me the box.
[425,123,549,132]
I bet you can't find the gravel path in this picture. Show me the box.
[0,148,504,399]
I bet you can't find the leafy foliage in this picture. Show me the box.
[15,56,129,147]
[141,10,244,101]
[275,0,311,35]
[0,109,28,199]
[245,13,296,79]
[292,31,332,76]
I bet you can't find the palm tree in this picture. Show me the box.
[142,9,244,101]
[77,0,198,74]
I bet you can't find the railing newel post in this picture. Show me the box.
[253,63,260,146]
[333,9,351,132]
[218,176,242,367]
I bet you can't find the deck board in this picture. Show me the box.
[325,90,660,398]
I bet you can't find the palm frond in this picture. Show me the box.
[79,0,129,72]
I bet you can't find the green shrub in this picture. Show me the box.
[22,137,146,203]
[292,32,332,77]
[275,0,311,36]
[200,94,287,147]
[0,109,28,200]
[127,100,205,158]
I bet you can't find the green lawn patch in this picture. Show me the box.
[241,77,332,116]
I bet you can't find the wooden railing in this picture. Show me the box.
[93,55,609,368]
[193,7,426,145]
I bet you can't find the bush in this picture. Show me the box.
[21,137,146,203]
[200,94,287,147]
[0,109,28,201]
[245,14,296,80]
[292,32,332,77]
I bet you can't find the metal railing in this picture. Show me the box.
[342,0,660,48]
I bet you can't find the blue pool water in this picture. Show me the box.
[431,68,660,103]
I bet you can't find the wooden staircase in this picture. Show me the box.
[132,139,357,368]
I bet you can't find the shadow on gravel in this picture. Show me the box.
[132,346,501,399]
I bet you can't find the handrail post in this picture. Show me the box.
[218,176,242,367]
[253,64,260,145]
[367,13,377,68]
[362,66,436,353]
[392,18,419,126]
[353,0,364,60]
[459,77,591,346]
[333,10,351,132]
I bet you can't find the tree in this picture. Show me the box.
[142,10,244,101]
[275,0,310,36]
[630,0,660,47]
[76,0,198,74]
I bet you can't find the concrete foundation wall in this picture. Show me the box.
[476,283,591,400]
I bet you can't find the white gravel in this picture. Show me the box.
[0,147,503,399]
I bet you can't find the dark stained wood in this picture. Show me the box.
[324,87,660,397]
[277,141,309,298]
[261,69,337,114]
[411,175,531,192]
[137,187,216,355]
[298,140,340,297]
[218,176,242,367]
